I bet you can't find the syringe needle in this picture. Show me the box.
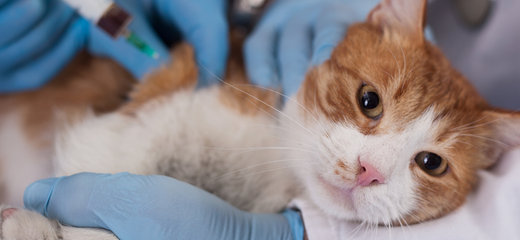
[122,30,159,59]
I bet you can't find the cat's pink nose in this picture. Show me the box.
[357,162,385,186]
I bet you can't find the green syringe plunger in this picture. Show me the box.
[123,30,159,59]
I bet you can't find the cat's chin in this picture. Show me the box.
[306,175,399,225]
[305,176,362,221]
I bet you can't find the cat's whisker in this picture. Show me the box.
[365,222,371,240]
[391,28,406,86]
[258,134,321,151]
[385,221,393,240]
[451,107,498,131]
[313,73,332,137]
[387,29,404,84]
[179,146,316,154]
[238,87,319,141]
[412,191,436,207]
[349,220,367,237]
[456,140,487,156]
[458,133,511,148]
[239,91,320,142]
[402,45,416,92]
[406,211,424,225]
[445,144,462,157]
[454,123,487,132]
[320,141,344,162]
[401,217,413,236]
[232,83,330,136]
[414,208,437,223]
[413,195,439,213]
[207,158,312,182]
[231,163,318,179]
[363,219,371,240]
[454,107,520,133]
[369,222,377,240]
[408,71,432,87]
[230,148,318,157]
[377,67,394,80]
[198,64,321,140]
[455,124,497,133]
[246,124,320,145]
[363,27,401,83]
[402,66,418,91]
[402,64,420,90]
[375,212,385,238]
[396,212,413,240]
[373,219,379,240]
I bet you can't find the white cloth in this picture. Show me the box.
[428,0,520,110]
[292,148,520,240]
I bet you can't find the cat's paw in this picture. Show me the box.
[0,205,62,240]
[0,205,118,240]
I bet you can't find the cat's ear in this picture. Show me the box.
[367,0,427,41]
[478,110,520,168]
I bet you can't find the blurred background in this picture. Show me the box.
[428,0,520,110]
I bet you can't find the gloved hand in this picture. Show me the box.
[0,0,228,93]
[0,0,88,92]
[90,0,229,86]
[244,0,381,96]
[24,172,304,240]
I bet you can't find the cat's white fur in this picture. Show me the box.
[0,112,54,206]
[54,86,299,212]
[0,205,117,240]
[2,86,300,239]
[0,86,446,238]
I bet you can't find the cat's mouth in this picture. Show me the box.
[314,175,391,224]
[314,170,420,225]
[316,173,388,212]
[318,176,353,195]
[316,176,357,208]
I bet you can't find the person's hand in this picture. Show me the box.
[0,0,89,92]
[23,172,304,240]
[244,0,381,96]
[0,0,228,93]
[90,0,229,86]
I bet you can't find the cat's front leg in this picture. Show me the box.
[0,205,117,240]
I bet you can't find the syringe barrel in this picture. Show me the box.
[62,0,132,38]
[62,0,113,22]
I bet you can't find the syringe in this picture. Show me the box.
[62,0,159,59]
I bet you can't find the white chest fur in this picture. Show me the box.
[53,86,299,213]
[0,111,54,207]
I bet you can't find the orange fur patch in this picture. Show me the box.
[219,30,280,116]
[121,43,198,114]
[0,52,134,148]
[122,36,279,116]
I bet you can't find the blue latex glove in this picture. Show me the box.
[244,0,381,96]
[24,172,304,240]
[0,0,228,93]
[89,0,229,86]
[0,0,88,92]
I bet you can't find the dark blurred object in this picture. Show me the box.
[429,0,520,110]
[454,0,492,28]
[230,0,272,31]
[97,3,132,38]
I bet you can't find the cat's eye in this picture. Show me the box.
[358,85,383,118]
[414,152,448,176]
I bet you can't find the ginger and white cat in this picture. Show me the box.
[1,0,520,239]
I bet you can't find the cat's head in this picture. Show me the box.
[284,0,520,225]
